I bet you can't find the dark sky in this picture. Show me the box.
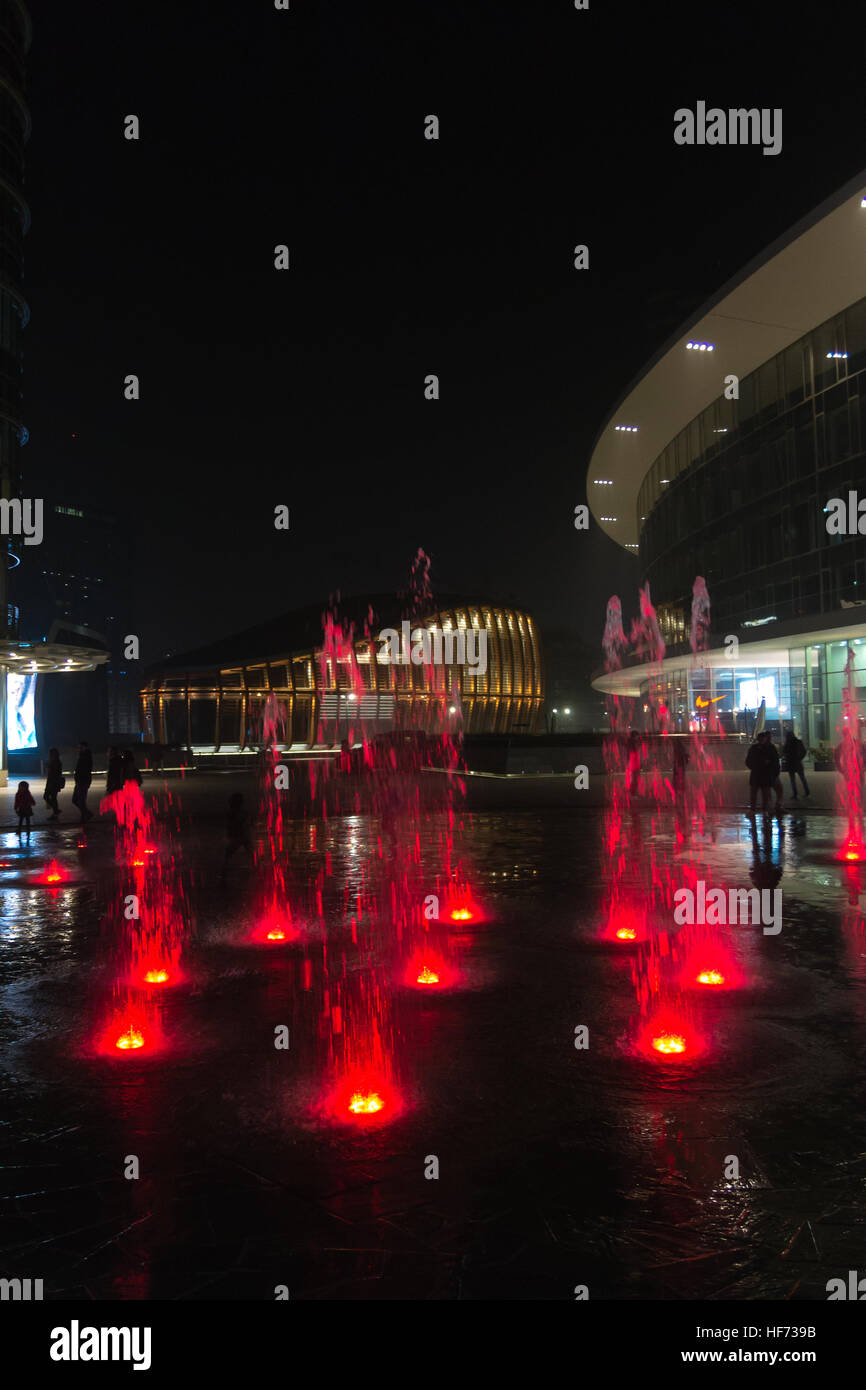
[20,0,866,664]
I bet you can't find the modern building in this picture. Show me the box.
[141,597,544,751]
[12,497,139,752]
[0,0,30,630]
[0,9,108,779]
[587,171,866,750]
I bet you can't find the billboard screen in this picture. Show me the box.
[7,671,37,750]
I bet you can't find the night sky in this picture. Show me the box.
[21,0,866,666]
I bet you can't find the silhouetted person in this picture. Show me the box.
[106,746,124,794]
[782,729,809,799]
[122,749,142,787]
[626,729,641,796]
[43,747,64,819]
[672,737,689,796]
[746,731,781,816]
[221,792,253,878]
[15,780,34,834]
[72,740,93,822]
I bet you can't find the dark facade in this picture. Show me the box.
[0,0,30,639]
[13,499,139,750]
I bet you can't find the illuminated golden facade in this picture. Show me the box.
[140,602,544,749]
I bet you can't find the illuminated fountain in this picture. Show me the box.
[837,648,866,863]
[94,777,190,1054]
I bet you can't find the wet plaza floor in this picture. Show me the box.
[2,800,866,1301]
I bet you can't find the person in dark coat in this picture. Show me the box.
[782,728,810,799]
[72,740,94,822]
[671,737,690,796]
[43,747,64,819]
[122,749,142,786]
[746,731,782,816]
[626,729,641,795]
[106,747,125,794]
[14,780,35,834]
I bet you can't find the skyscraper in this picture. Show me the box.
[0,0,31,638]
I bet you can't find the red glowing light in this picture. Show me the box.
[450,908,473,921]
[404,948,458,990]
[349,1091,384,1114]
[697,969,725,986]
[266,929,286,941]
[45,859,64,883]
[637,1008,705,1062]
[144,969,169,984]
[839,833,866,863]
[116,1027,144,1051]
[602,904,646,944]
[322,1064,403,1125]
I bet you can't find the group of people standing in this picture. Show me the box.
[13,744,143,832]
[745,728,810,816]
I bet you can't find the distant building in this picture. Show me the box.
[0,0,31,636]
[12,499,138,751]
[141,597,544,750]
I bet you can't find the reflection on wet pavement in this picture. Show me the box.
[1,808,866,1300]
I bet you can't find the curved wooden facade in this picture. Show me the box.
[140,603,544,749]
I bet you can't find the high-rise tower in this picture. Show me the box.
[0,0,31,639]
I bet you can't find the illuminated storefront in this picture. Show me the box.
[587,171,866,750]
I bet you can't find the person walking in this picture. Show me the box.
[626,729,641,796]
[72,740,94,822]
[14,780,35,834]
[43,747,64,819]
[782,728,810,800]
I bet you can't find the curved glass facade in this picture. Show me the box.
[638,297,866,638]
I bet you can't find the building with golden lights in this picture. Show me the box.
[140,597,543,750]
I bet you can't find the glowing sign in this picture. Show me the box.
[737,676,777,711]
[7,671,36,750]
